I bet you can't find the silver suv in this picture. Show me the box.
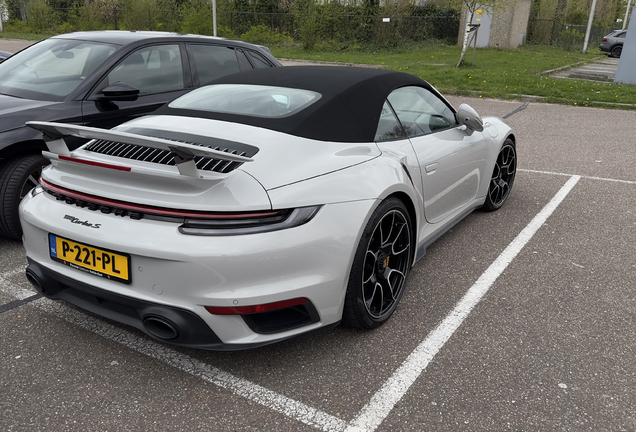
[599,30,626,58]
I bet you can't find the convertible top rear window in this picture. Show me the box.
[169,84,321,118]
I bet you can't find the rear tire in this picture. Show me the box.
[0,154,48,241]
[343,197,413,329]
[611,45,622,58]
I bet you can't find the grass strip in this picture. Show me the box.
[271,43,636,108]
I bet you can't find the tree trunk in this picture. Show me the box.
[456,8,475,67]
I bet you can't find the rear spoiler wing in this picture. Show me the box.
[26,121,252,178]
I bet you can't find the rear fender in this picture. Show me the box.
[267,157,423,234]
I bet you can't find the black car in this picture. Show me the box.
[0,31,281,240]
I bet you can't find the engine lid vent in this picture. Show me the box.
[84,129,259,174]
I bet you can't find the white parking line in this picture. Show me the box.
[0,278,348,432]
[345,175,581,432]
[519,168,636,185]
[0,173,583,432]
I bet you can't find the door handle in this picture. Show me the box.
[425,163,439,174]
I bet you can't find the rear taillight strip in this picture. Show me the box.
[205,298,310,315]
[39,178,281,220]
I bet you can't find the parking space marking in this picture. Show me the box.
[520,168,636,185]
[0,172,591,431]
[0,278,348,432]
[346,175,581,432]
[0,294,41,314]
[503,102,529,119]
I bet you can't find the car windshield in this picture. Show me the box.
[169,84,322,118]
[0,38,118,102]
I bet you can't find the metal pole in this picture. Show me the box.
[582,0,598,53]
[472,26,479,65]
[212,0,217,37]
[623,0,633,30]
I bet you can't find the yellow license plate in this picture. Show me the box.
[49,234,131,284]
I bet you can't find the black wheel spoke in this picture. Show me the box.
[386,268,406,301]
[489,180,500,202]
[379,213,394,245]
[491,164,501,180]
[363,250,377,284]
[364,282,381,312]
[388,223,408,255]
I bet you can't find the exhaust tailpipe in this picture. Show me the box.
[25,268,46,295]
[143,316,179,340]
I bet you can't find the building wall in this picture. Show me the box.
[457,0,532,49]
[489,0,532,49]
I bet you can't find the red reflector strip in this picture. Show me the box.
[205,298,310,315]
[39,178,281,220]
[59,155,132,172]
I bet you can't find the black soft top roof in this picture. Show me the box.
[155,66,444,143]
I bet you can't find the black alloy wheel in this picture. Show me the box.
[482,138,516,212]
[343,198,412,329]
[611,45,622,58]
[0,154,48,240]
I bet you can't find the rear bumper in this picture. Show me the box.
[20,187,375,349]
[26,257,231,349]
[26,258,337,350]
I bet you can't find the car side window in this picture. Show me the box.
[104,44,184,96]
[374,101,405,142]
[246,50,272,69]
[387,86,457,137]
[190,45,242,86]
[236,49,253,71]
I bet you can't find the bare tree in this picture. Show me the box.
[453,0,516,67]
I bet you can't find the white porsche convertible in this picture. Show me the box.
[20,66,516,350]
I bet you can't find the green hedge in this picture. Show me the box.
[3,0,459,49]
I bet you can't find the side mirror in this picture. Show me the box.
[100,81,140,101]
[456,104,484,134]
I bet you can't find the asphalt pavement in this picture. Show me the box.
[1,37,636,431]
